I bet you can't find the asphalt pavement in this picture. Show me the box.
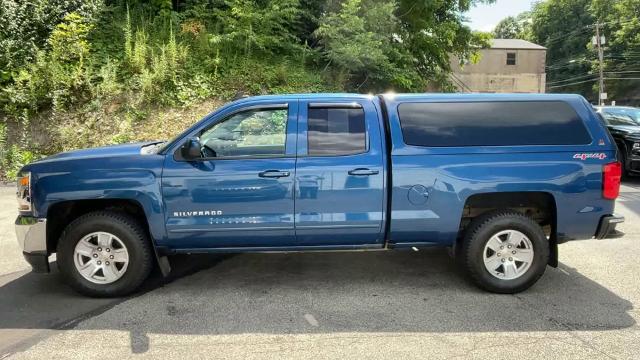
[0,181,639,359]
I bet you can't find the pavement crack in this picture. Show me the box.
[512,293,618,360]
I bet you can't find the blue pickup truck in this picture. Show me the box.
[15,93,624,297]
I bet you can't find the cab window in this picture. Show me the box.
[200,108,288,157]
[307,107,366,156]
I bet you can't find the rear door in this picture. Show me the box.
[294,98,385,246]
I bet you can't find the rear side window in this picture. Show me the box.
[397,101,592,147]
[307,107,366,156]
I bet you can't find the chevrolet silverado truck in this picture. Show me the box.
[15,93,624,297]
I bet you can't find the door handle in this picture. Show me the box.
[259,170,291,178]
[348,168,379,176]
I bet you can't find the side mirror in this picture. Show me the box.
[180,138,202,160]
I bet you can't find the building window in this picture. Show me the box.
[506,52,516,65]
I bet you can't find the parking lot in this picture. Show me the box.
[0,182,639,359]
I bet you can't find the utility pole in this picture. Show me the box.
[594,23,606,106]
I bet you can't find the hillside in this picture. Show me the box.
[0,0,492,179]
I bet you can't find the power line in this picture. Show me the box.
[548,78,598,89]
[547,76,640,89]
[546,69,640,87]
[545,52,640,71]
[540,26,594,48]
[546,73,597,85]
[598,18,638,28]
[540,17,639,51]
[546,60,640,74]
[605,70,640,74]
[546,58,590,70]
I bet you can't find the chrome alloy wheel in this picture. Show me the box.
[483,230,534,280]
[73,232,130,284]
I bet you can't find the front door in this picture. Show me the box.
[294,99,385,246]
[162,101,298,249]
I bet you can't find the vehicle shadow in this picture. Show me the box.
[618,177,640,218]
[0,249,634,352]
[621,176,640,190]
[0,254,228,353]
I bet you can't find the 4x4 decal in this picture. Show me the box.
[573,153,608,160]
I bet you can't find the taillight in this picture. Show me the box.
[603,161,622,200]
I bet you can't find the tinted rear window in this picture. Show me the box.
[307,107,366,156]
[397,101,592,147]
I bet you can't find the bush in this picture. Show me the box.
[0,0,491,180]
[0,122,42,180]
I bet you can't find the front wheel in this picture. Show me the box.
[617,145,630,178]
[460,211,549,294]
[57,211,153,297]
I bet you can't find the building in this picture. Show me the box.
[450,39,547,93]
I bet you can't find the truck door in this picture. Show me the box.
[294,99,385,246]
[161,101,298,249]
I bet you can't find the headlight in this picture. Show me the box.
[633,143,639,150]
[16,172,31,212]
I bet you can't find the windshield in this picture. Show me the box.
[601,112,640,126]
[602,107,640,124]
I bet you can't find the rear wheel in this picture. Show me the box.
[57,211,153,297]
[460,211,549,294]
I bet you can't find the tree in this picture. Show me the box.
[526,0,595,98]
[517,0,640,104]
[314,0,398,89]
[493,13,530,39]
[0,0,102,85]
[314,0,495,91]
[394,0,494,90]
[591,0,640,104]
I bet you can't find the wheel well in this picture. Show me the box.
[459,192,558,266]
[46,199,151,254]
[615,140,627,163]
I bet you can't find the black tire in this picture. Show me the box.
[460,210,549,294]
[57,211,153,297]
[617,145,630,179]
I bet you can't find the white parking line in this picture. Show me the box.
[304,313,319,327]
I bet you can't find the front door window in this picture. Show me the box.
[200,108,288,158]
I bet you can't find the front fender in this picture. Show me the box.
[30,155,166,244]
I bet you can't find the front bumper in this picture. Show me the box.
[15,216,50,273]
[595,214,625,239]
[627,157,640,173]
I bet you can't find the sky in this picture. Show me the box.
[465,0,538,32]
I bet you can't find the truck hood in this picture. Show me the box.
[607,125,640,139]
[36,141,164,163]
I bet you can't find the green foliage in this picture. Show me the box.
[216,0,303,57]
[506,0,640,103]
[0,122,42,180]
[0,0,498,179]
[312,0,495,92]
[50,13,93,64]
[525,0,595,97]
[493,14,530,39]
[0,0,102,87]
[2,12,95,117]
[96,60,122,99]
[1,144,40,180]
[314,0,395,88]
[591,0,640,103]
[393,0,494,90]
